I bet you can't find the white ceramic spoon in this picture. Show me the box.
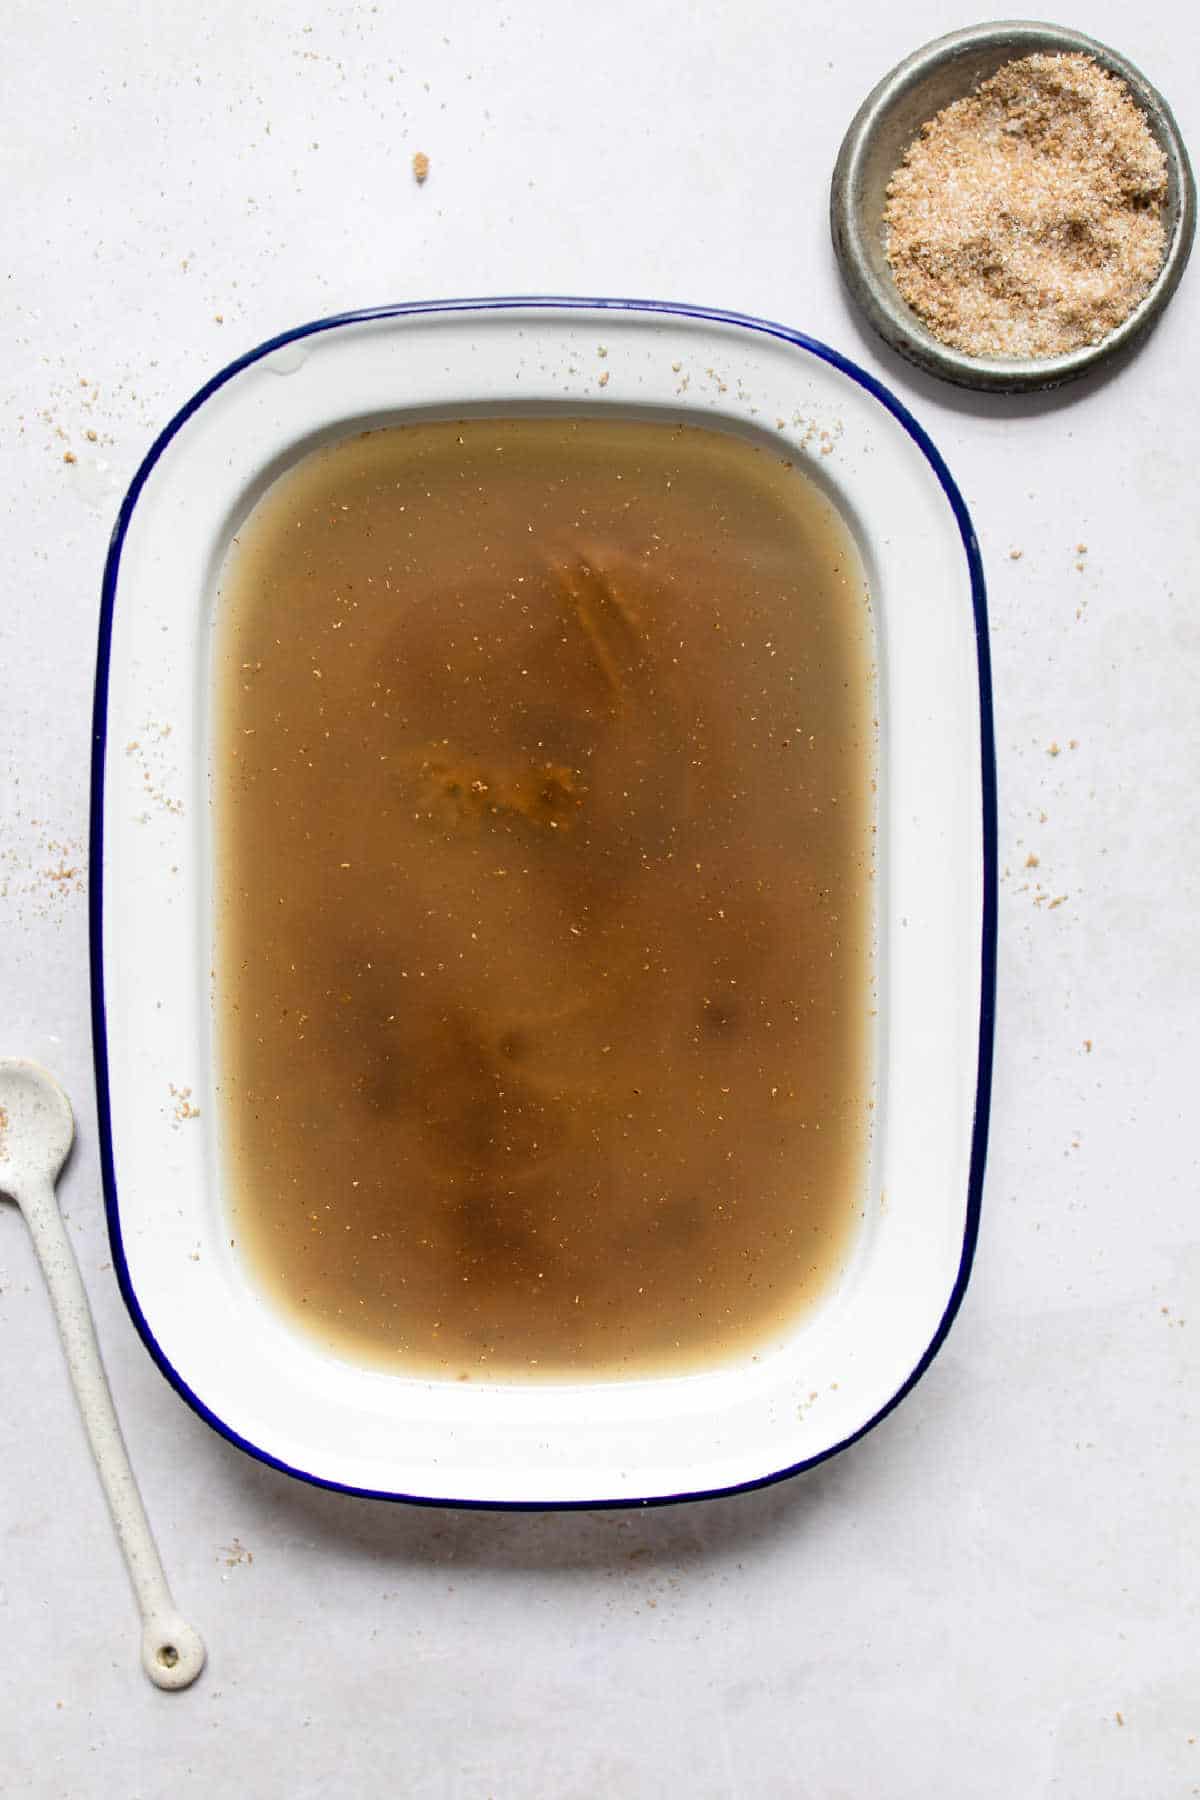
[0,1058,205,1689]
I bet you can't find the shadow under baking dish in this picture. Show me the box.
[90,297,995,1509]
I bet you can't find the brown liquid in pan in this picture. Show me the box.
[214,417,874,1378]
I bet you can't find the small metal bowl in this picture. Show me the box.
[830,21,1196,393]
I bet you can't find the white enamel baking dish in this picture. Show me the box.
[90,299,995,1507]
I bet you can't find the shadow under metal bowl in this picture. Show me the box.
[830,21,1196,394]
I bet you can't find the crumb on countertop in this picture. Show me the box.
[412,150,430,184]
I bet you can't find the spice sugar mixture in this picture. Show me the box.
[885,53,1168,359]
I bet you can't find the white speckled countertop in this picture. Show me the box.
[2,4,1197,1795]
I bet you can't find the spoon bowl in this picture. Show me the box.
[0,1057,75,1186]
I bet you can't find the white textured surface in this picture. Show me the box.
[1,3,1196,1795]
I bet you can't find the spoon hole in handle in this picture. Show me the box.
[143,1615,207,1691]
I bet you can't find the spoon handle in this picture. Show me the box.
[17,1172,206,1690]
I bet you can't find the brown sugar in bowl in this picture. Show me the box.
[830,21,1196,393]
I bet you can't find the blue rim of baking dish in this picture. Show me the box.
[89,296,996,1511]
